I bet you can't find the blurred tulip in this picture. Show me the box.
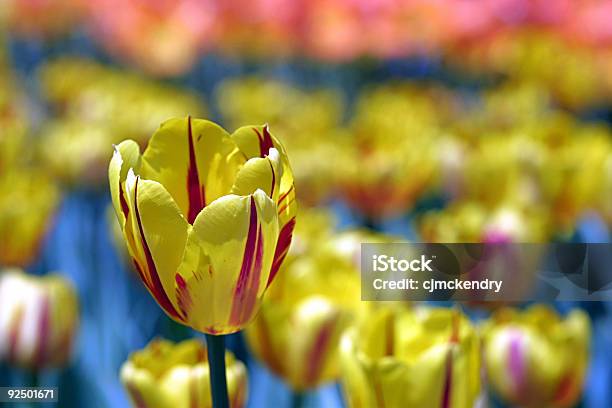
[39,59,206,138]
[339,85,446,219]
[0,269,79,370]
[420,201,550,243]
[109,117,296,334]
[0,118,27,175]
[483,305,590,408]
[121,338,247,408]
[340,306,481,407]
[85,0,217,76]
[2,0,84,38]
[38,58,205,186]
[602,152,612,225]
[39,120,114,186]
[0,169,59,267]
[0,51,30,174]
[539,127,612,233]
[245,230,362,390]
[461,133,547,209]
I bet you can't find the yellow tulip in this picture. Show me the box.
[482,305,590,408]
[420,201,550,243]
[109,117,296,335]
[0,169,59,267]
[245,231,362,390]
[338,84,443,218]
[120,338,247,408]
[0,269,79,370]
[539,128,611,233]
[340,306,481,408]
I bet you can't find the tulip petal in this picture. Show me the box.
[231,148,282,200]
[109,140,141,226]
[231,124,275,158]
[231,125,297,287]
[123,171,188,321]
[121,363,171,408]
[176,190,278,334]
[141,117,244,223]
[293,297,341,389]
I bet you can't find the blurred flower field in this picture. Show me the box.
[0,1,611,407]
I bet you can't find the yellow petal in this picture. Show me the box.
[141,117,243,223]
[176,190,278,334]
[230,125,296,287]
[290,297,343,390]
[231,148,282,200]
[121,363,172,408]
[109,140,141,227]
[122,170,188,322]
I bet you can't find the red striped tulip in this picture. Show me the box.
[483,305,590,408]
[0,269,79,369]
[121,338,247,408]
[109,117,296,335]
[340,307,481,408]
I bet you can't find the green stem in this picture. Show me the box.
[26,370,39,408]
[205,334,229,408]
[291,391,305,408]
[26,370,39,387]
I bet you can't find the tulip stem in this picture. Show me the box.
[26,370,39,388]
[291,391,305,408]
[205,334,229,408]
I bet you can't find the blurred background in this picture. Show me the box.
[0,0,611,407]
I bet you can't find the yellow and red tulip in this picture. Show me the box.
[120,338,247,408]
[482,305,590,408]
[539,128,611,233]
[109,117,296,335]
[245,231,361,390]
[0,269,79,369]
[420,201,550,243]
[340,306,481,408]
[338,85,443,219]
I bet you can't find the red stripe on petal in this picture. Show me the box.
[126,381,148,408]
[305,317,336,385]
[134,178,183,320]
[268,159,276,197]
[441,314,460,408]
[509,332,526,399]
[7,306,24,363]
[277,196,295,216]
[175,274,193,318]
[119,182,130,219]
[187,116,206,224]
[441,348,454,408]
[278,185,294,205]
[253,126,275,158]
[229,196,263,326]
[189,371,199,408]
[34,295,50,367]
[267,217,296,288]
